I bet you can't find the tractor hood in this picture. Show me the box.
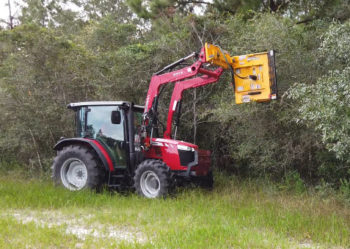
[151,138,198,150]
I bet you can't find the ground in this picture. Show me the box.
[0,173,349,249]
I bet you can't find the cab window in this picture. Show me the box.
[86,106,124,141]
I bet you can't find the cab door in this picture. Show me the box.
[86,106,127,168]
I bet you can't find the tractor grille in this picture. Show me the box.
[178,149,195,166]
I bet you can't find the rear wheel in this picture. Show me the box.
[134,160,171,198]
[52,145,105,191]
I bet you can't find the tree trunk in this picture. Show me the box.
[7,0,13,29]
[29,128,43,172]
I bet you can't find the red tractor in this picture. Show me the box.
[52,43,277,198]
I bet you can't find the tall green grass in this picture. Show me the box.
[0,174,349,248]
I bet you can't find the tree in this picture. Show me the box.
[0,24,99,169]
[80,0,133,20]
[288,21,350,164]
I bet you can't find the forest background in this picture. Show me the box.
[1,0,350,195]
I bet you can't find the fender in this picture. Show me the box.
[53,138,114,172]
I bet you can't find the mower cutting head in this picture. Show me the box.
[204,43,277,104]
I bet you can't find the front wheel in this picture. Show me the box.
[134,160,171,198]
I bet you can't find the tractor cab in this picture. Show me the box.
[68,101,143,169]
[53,101,144,190]
[71,102,127,167]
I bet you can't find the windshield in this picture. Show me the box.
[76,106,124,141]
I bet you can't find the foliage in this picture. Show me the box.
[279,171,306,194]
[0,24,99,170]
[319,21,350,67]
[288,20,350,171]
[339,178,350,203]
[288,67,350,162]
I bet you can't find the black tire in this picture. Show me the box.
[52,145,105,191]
[198,171,214,190]
[133,160,171,198]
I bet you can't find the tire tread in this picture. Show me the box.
[133,159,171,198]
[52,144,105,191]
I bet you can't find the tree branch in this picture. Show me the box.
[177,0,213,5]
[295,17,316,25]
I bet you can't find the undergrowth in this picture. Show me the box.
[0,170,349,248]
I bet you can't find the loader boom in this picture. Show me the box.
[144,47,205,113]
[164,68,224,139]
[143,43,278,140]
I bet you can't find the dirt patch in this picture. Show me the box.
[291,239,346,249]
[8,210,146,243]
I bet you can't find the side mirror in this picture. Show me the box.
[111,111,121,124]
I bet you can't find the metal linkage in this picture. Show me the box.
[154,52,197,75]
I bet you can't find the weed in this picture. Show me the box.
[315,179,336,198]
[339,178,350,203]
[0,174,349,248]
[279,171,306,194]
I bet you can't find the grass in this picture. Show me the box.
[0,173,349,249]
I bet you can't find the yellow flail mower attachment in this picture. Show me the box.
[205,43,277,104]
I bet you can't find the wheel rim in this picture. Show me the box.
[140,170,161,198]
[60,158,88,190]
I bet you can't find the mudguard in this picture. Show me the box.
[53,138,114,172]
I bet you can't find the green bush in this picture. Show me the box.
[279,171,306,194]
[288,21,350,175]
[288,67,350,162]
[339,178,350,203]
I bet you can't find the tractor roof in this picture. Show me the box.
[67,101,144,111]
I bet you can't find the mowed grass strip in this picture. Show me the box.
[0,175,349,249]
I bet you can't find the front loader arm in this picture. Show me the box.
[163,67,224,139]
[142,43,277,141]
[144,48,206,113]
[162,43,278,139]
[142,47,207,145]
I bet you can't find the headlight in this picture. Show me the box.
[177,144,194,151]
